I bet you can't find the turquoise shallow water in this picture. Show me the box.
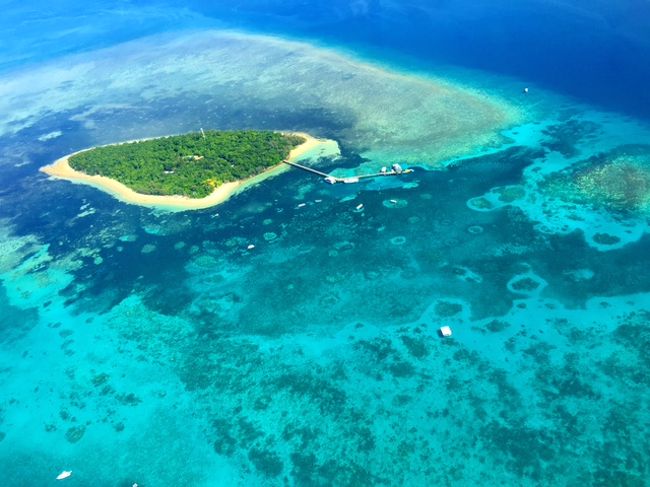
[1,26,650,487]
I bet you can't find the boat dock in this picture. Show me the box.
[282,160,413,184]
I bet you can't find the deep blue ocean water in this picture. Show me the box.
[1,1,649,486]
[3,0,650,119]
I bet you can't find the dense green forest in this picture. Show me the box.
[69,130,305,198]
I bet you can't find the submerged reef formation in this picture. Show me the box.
[0,30,520,169]
[540,118,601,158]
[542,144,650,214]
[3,116,650,484]
[468,112,650,252]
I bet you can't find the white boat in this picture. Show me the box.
[247,244,255,250]
[56,471,72,480]
[439,326,453,337]
[356,203,364,210]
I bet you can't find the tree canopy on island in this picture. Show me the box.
[69,130,305,198]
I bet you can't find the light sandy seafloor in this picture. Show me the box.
[40,132,340,211]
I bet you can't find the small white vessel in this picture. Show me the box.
[439,326,453,337]
[356,203,364,210]
[247,244,255,250]
[56,470,72,480]
[297,203,307,208]
[390,199,398,204]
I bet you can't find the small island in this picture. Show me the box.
[41,130,339,210]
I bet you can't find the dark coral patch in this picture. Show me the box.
[434,301,463,317]
[510,277,540,292]
[592,233,620,245]
[541,118,600,157]
[65,425,86,443]
[248,447,284,477]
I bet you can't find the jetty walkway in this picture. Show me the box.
[282,159,413,184]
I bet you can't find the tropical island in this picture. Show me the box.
[41,130,340,210]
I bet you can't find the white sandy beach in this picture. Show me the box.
[40,132,339,211]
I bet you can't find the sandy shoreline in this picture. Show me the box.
[40,132,339,211]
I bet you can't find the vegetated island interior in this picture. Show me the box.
[68,130,306,198]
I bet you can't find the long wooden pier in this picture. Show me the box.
[282,159,412,184]
[282,159,331,178]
